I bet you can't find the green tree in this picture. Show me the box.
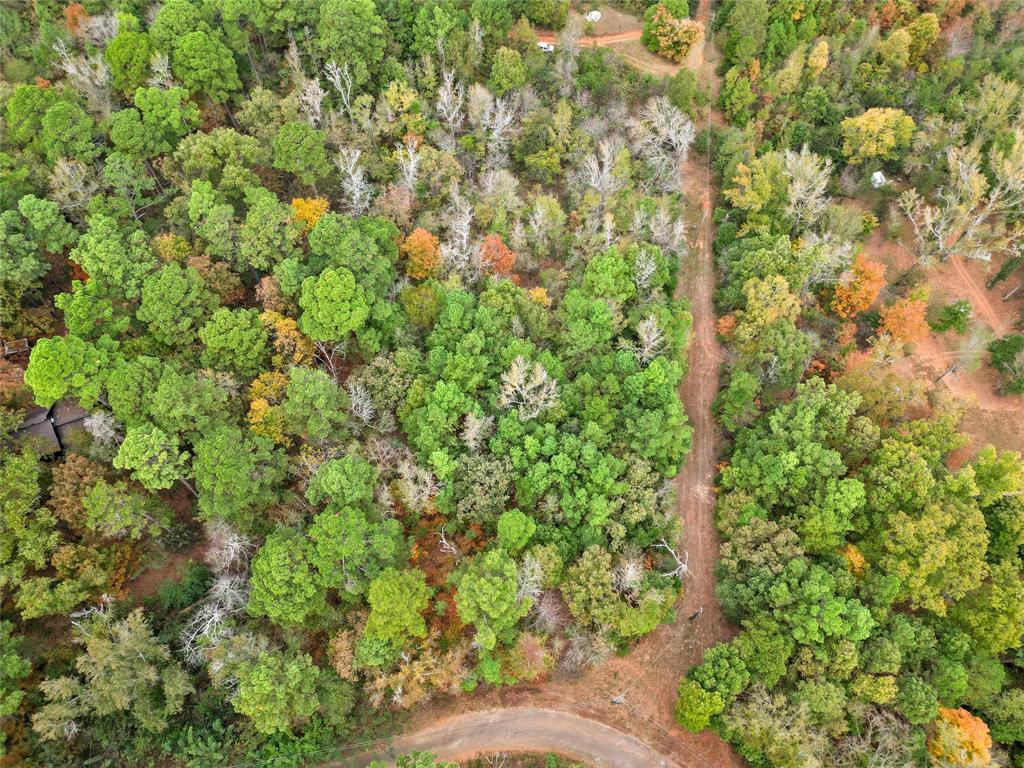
[305,454,377,508]
[239,187,303,271]
[364,568,432,645]
[137,264,217,348]
[298,267,370,341]
[82,479,167,540]
[272,122,328,186]
[105,30,153,95]
[282,366,350,440]
[108,87,200,159]
[0,620,29,755]
[40,102,97,164]
[149,0,209,51]
[317,0,386,88]
[171,31,241,103]
[32,609,193,739]
[193,426,285,527]
[675,678,725,732]
[23,335,112,409]
[114,426,190,491]
[0,450,57,599]
[496,509,536,552]
[308,505,403,598]
[247,529,324,625]
[455,549,530,650]
[950,559,1024,655]
[489,47,526,96]
[234,649,320,735]
[840,108,916,165]
[70,215,158,301]
[199,308,269,379]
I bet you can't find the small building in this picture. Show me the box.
[15,400,89,458]
[17,406,61,456]
[870,171,888,188]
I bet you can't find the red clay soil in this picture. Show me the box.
[860,225,1024,456]
[329,2,743,767]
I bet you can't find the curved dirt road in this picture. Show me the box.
[329,709,682,768]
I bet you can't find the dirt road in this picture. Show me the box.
[535,30,643,46]
[326,709,683,768]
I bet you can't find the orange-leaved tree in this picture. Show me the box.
[880,296,929,343]
[402,227,442,279]
[478,233,516,275]
[291,197,329,232]
[833,255,886,318]
[927,708,992,768]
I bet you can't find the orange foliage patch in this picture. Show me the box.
[716,314,737,338]
[401,227,442,280]
[929,708,992,767]
[478,233,516,276]
[833,255,886,318]
[842,543,867,576]
[291,197,329,231]
[64,3,89,35]
[880,297,930,343]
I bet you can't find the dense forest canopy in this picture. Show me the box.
[3,0,1024,766]
[0,0,705,764]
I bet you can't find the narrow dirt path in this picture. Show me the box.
[323,4,737,767]
[949,254,1010,336]
[329,709,683,768]
[536,30,643,46]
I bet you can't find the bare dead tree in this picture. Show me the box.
[441,189,476,277]
[283,38,304,86]
[555,17,583,97]
[324,60,354,120]
[577,136,625,215]
[397,138,422,193]
[619,315,665,364]
[80,13,119,45]
[346,381,376,426]
[628,97,695,191]
[460,411,494,452]
[530,590,569,635]
[397,460,440,513]
[49,158,100,219]
[483,94,519,170]
[438,528,462,560]
[435,70,466,151]
[297,78,327,127]
[314,339,347,382]
[900,134,1024,265]
[612,554,644,599]
[204,521,256,573]
[516,554,544,604]
[334,147,373,214]
[499,357,559,420]
[54,40,112,117]
[146,52,175,89]
[83,411,122,450]
[784,144,832,233]
[655,538,690,578]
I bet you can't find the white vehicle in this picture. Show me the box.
[537,41,555,53]
[585,10,603,22]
